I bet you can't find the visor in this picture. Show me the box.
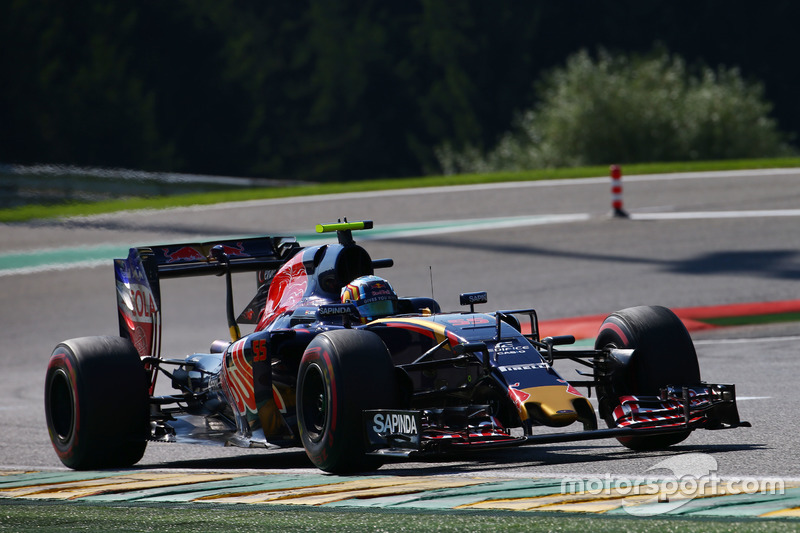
[357,298,397,320]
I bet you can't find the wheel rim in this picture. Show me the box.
[49,368,75,444]
[300,363,327,443]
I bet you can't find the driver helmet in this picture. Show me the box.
[341,275,398,322]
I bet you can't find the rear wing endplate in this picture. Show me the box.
[114,236,299,362]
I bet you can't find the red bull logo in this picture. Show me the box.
[218,242,249,258]
[257,254,309,330]
[221,339,256,415]
[163,246,206,263]
[558,378,584,397]
[508,383,531,408]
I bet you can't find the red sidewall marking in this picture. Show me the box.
[598,322,629,345]
[47,351,80,460]
[321,349,337,435]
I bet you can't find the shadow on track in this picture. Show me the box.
[138,449,314,471]
[136,442,766,476]
[391,234,800,281]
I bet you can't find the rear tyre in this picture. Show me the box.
[297,329,398,473]
[594,306,700,450]
[45,336,149,469]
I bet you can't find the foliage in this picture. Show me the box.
[437,49,795,174]
[3,2,800,181]
[0,2,175,169]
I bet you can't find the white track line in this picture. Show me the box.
[631,209,800,220]
[695,335,800,345]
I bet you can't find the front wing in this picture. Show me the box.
[363,383,749,458]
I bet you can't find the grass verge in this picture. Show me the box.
[0,500,797,533]
[701,312,800,327]
[2,158,799,223]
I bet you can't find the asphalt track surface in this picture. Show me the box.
[2,168,800,489]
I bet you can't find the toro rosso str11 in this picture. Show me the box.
[45,221,749,472]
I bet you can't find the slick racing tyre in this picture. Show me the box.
[45,336,149,469]
[594,305,701,451]
[297,329,398,473]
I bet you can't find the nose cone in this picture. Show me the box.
[511,385,586,428]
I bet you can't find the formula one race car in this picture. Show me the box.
[45,221,749,472]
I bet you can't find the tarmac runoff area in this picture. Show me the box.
[3,299,800,519]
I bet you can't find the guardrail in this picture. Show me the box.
[0,164,293,208]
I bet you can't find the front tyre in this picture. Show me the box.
[297,329,398,473]
[595,305,701,450]
[45,336,149,469]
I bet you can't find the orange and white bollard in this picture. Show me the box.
[610,164,628,218]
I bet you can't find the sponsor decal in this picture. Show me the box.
[163,246,206,263]
[115,250,159,358]
[445,316,492,327]
[222,339,256,415]
[218,242,249,258]
[364,409,422,450]
[508,382,531,408]
[132,326,148,357]
[498,362,549,372]
[257,253,309,329]
[360,292,393,303]
[558,378,584,397]
[317,304,355,316]
[494,341,534,357]
[130,287,157,319]
[372,412,419,435]
[460,292,488,304]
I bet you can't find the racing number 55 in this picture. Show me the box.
[252,339,268,362]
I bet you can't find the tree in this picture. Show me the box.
[0,2,175,170]
[437,48,794,174]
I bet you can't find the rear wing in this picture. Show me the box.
[114,236,300,361]
[143,236,299,279]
